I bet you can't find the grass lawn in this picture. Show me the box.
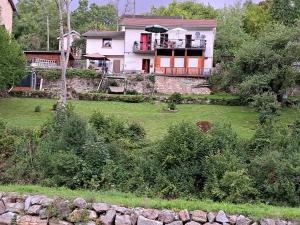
[0,185,299,220]
[0,97,299,140]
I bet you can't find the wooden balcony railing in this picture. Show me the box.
[155,67,212,77]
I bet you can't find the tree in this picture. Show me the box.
[214,3,251,63]
[13,0,59,50]
[149,0,217,19]
[56,0,72,108]
[270,0,300,25]
[243,2,272,36]
[0,27,26,90]
[72,0,118,33]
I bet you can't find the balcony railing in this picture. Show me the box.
[155,67,212,77]
[133,39,206,53]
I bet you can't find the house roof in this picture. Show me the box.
[8,0,16,12]
[119,16,217,29]
[83,31,125,39]
[24,51,75,60]
[83,53,109,60]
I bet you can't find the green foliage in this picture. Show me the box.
[72,37,86,55]
[36,68,99,80]
[168,92,183,104]
[168,102,177,111]
[34,105,41,112]
[270,0,300,25]
[251,92,280,114]
[150,0,217,19]
[13,0,59,50]
[0,27,26,89]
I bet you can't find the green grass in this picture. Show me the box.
[0,97,299,140]
[0,185,299,220]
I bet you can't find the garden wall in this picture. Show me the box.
[0,192,297,225]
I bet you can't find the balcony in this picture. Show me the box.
[133,39,206,53]
[155,67,212,78]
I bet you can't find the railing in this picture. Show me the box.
[155,67,212,77]
[133,39,206,53]
[27,58,60,68]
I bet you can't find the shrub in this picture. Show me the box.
[168,101,176,110]
[169,92,183,104]
[126,90,139,95]
[126,122,146,140]
[147,74,155,83]
[135,74,144,81]
[36,68,99,80]
[34,105,41,112]
[251,92,280,114]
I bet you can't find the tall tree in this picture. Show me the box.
[214,3,251,63]
[0,27,26,90]
[270,0,300,25]
[72,1,118,33]
[56,0,72,108]
[13,0,59,50]
[150,0,217,19]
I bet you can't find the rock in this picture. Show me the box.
[0,212,17,224]
[75,222,96,225]
[158,210,176,224]
[112,205,128,214]
[142,209,159,220]
[0,200,6,215]
[275,220,287,225]
[204,222,221,225]
[92,203,110,212]
[137,216,163,225]
[251,222,258,225]
[49,219,73,225]
[100,209,116,225]
[73,198,87,209]
[178,210,190,222]
[27,204,42,215]
[5,202,24,213]
[216,211,229,223]
[228,215,237,225]
[68,209,97,223]
[207,213,216,223]
[39,208,48,219]
[261,219,276,225]
[166,221,183,225]
[236,215,252,225]
[0,192,4,199]
[17,215,48,225]
[186,221,202,225]
[25,195,49,210]
[53,198,72,219]
[116,214,132,225]
[130,210,141,225]
[192,210,207,223]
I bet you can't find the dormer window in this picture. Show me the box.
[102,38,112,48]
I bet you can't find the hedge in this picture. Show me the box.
[35,68,99,80]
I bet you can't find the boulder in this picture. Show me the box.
[5,202,24,213]
[261,219,276,225]
[27,205,42,215]
[275,220,287,225]
[158,210,176,224]
[53,198,72,219]
[39,208,48,219]
[0,212,17,225]
[112,205,128,214]
[236,215,252,225]
[142,209,159,220]
[73,198,87,209]
[92,203,110,213]
[0,200,6,215]
[137,216,163,225]
[68,209,97,223]
[178,210,190,222]
[115,214,132,225]
[192,210,207,223]
[25,195,49,210]
[49,219,73,225]
[186,221,202,225]
[207,213,216,223]
[216,211,229,223]
[166,221,183,225]
[204,222,221,225]
[75,222,97,225]
[17,215,47,225]
[100,209,116,225]
[228,215,237,225]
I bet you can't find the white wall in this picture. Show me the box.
[86,38,124,56]
[0,0,14,34]
[59,33,80,51]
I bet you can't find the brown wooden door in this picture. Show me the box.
[113,60,121,73]
[142,59,150,73]
[185,35,192,48]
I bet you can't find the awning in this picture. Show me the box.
[83,53,110,60]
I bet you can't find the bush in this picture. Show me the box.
[251,92,280,114]
[126,90,139,95]
[36,68,99,80]
[34,105,41,112]
[169,92,183,104]
[168,101,176,110]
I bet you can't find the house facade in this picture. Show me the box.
[83,15,217,76]
[0,0,16,34]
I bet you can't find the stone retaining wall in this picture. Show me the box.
[0,192,297,225]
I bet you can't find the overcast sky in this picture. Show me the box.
[70,0,261,13]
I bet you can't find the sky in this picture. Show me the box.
[70,0,261,13]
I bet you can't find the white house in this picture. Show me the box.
[83,15,217,76]
[58,30,81,57]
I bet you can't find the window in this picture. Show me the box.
[160,57,170,67]
[102,38,112,48]
[188,58,198,68]
[174,58,184,67]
